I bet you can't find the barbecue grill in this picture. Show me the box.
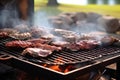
[0,1,120,79]
[0,37,120,80]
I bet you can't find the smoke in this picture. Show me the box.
[34,11,108,36]
[71,20,106,35]
[34,11,52,28]
[0,0,29,28]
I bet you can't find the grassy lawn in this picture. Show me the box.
[58,4,120,18]
[34,0,120,18]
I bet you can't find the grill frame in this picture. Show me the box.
[1,51,120,80]
[1,37,120,65]
[1,38,120,80]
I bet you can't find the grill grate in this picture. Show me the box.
[38,47,120,64]
[0,38,120,65]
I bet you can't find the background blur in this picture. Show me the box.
[34,0,120,26]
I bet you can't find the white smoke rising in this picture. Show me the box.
[0,0,29,28]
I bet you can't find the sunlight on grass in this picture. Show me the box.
[34,1,120,18]
[58,4,120,18]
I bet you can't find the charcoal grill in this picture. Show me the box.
[0,37,120,80]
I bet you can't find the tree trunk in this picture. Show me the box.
[47,0,59,6]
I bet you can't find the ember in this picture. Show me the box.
[49,65,62,72]
[42,64,76,73]
[42,57,76,73]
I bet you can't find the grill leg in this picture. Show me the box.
[116,61,120,80]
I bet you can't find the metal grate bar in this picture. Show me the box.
[0,38,120,65]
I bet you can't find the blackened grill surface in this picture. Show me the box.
[0,38,120,65]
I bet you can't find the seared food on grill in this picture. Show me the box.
[31,43,62,51]
[66,40,100,51]
[51,41,70,48]
[67,43,80,51]
[30,27,48,38]
[0,28,19,34]
[14,24,30,32]
[54,29,80,42]
[27,38,51,44]
[79,34,97,40]
[51,40,100,51]
[76,40,100,50]
[0,32,9,38]
[97,15,120,33]
[100,36,118,46]
[22,48,52,57]
[41,34,55,40]
[9,32,32,40]
[54,29,77,36]
[5,40,32,48]
[63,35,80,43]
[5,40,61,51]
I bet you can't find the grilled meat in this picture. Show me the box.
[22,48,52,57]
[5,40,32,48]
[100,36,118,46]
[76,40,100,50]
[66,40,100,51]
[0,28,19,34]
[71,12,87,22]
[97,15,120,33]
[51,41,70,48]
[54,29,77,36]
[41,34,55,40]
[54,29,80,42]
[31,43,62,51]
[9,32,32,40]
[79,34,97,40]
[0,32,9,38]
[27,38,51,44]
[66,43,80,51]
[63,35,78,43]
[30,27,48,38]
[5,39,61,51]
[14,24,30,32]
[51,40,100,51]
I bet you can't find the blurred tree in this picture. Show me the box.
[47,0,59,6]
[115,0,120,4]
[103,0,108,4]
[88,0,97,4]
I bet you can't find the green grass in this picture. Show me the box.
[35,1,120,18]
[58,4,120,18]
